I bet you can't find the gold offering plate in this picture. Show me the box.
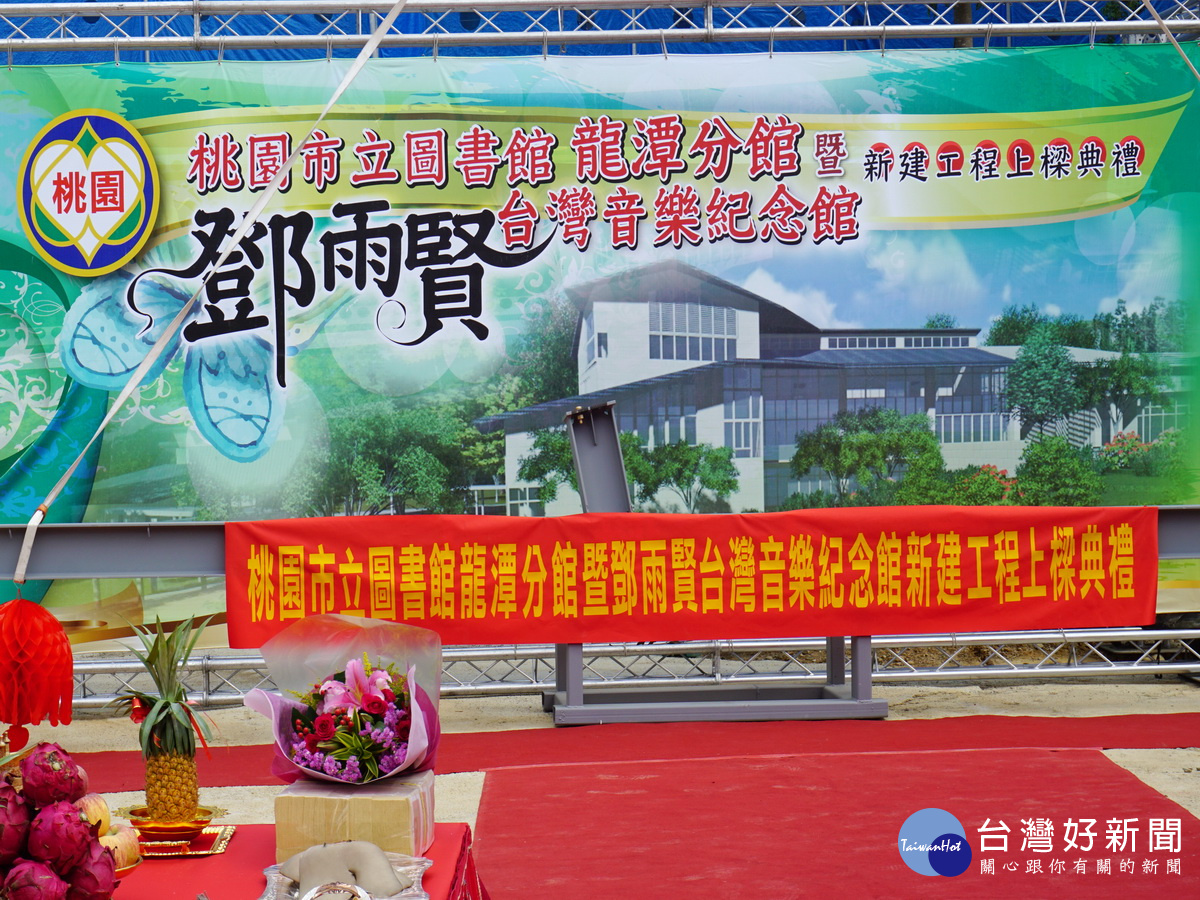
[115,857,143,878]
[139,825,236,858]
[119,805,226,843]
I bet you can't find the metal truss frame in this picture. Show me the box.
[70,628,1200,712]
[1,1,1197,60]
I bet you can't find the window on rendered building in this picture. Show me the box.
[583,311,607,365]
[724,394,761,458]
[649,300,737,362]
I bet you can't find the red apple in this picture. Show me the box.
[74,793,111,837]
[98,824,140,869]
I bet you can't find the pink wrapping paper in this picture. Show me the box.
[244,615,442,783]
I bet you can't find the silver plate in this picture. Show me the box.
[259,853,433,900]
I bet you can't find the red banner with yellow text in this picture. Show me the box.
[225,506,1157,647]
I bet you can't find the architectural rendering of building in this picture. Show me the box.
[479,260,1030,514]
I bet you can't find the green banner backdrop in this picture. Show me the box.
[0,43,1196,624]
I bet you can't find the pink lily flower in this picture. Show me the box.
[319,657,392,712]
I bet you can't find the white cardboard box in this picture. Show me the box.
[274,769,435,863]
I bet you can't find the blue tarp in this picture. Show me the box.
[8,0,1109,65]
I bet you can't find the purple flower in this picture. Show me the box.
[379,743,409,774]
[291,748,327,771]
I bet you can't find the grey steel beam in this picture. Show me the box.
[2,505,1193,580]
[0,522,225,579]
[1158,505,1200,559]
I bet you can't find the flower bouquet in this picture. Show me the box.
[245,616,440,784]
[285,655,416,782]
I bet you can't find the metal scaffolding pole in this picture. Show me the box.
[1,1,1196,59]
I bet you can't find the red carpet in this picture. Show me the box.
[70,715,1200,897]
[473,748,1200,899]
[73,713,1200,792]
[434,713,1200,773]
[75,745,280,793]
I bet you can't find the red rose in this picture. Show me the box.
[313,714,337,739]
[381,688,396,704]
[130,697,149,725]
[361,694,388,716]
[304,734,321,752]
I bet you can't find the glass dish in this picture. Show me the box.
[259,853,432,900]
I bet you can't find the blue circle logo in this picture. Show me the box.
[18,109,160,277]
[898,808,972,877]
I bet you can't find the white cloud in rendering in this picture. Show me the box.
[740,267,861,329]
[1109,198,1195,314]
[865,233,984,313]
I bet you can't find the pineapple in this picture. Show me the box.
[119,616,212,822]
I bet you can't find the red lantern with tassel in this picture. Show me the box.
[0,595,74,752]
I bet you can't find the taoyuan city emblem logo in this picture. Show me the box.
[898,807,973,877]
[18,109,159,277]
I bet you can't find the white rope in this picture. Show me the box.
[13,0,410,585]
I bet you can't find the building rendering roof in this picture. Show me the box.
[783,347,1015,367]
[475,345,1014,434]
[567,259,822,357]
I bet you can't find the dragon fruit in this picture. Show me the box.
[19,742,87,807]
[0,780,32,865]
[26,800,94,875]
[2,858,69,900]
[65,838,118,900]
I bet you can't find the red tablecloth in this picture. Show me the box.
[114,822,487,900]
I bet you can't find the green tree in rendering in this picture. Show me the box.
[511,293,579,404]
[307,402,469,515]
[985,303,1046,346]
[642,441,739,513]
[985,304,1093,348]
[1014,436,1102,506]
[1092,297,1189,353]
[1075,351,1172,446]
[923,313,958,329]
[792,408,940,503]
[515,428,576,504]
[1004,324,1083,438]
[866,409,942,480]
[445,374,525,484]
